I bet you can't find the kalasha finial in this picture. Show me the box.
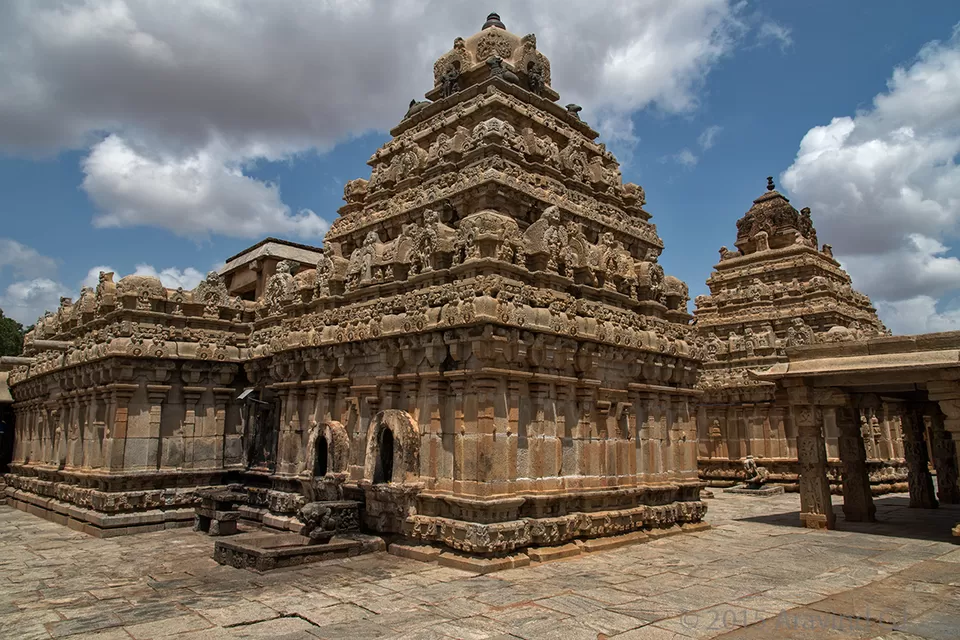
[766,176,775,191]
[482,12,506,30]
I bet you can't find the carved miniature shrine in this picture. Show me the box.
[3,14,706,564]
[693,179,909,493]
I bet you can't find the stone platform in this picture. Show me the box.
[213,531,385,572]
[388,522,712,574]
[724,484,786,497]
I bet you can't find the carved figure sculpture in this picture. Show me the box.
[565,103,583,120]
[263,260,297,316]
[297,502,336,544]
[346,231,381,290]
[527,61,545,95]
[754,230,770,252]
[709,419,722,438]
[440,63,461,98]
[194,271,229,318]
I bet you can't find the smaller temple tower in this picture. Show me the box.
[694,178,906,492]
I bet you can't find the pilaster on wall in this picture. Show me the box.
[105,383,137,471]
[179,386,205,470]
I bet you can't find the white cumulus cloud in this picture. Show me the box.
[757,21,793,52]
[0,278,72,325]
[874,296,960,336]
[82,135,328,239]
[782,24,960,335]
[130,264,204,290]
[0,238,59,280]
[0,0,754,239]
[698,125,723,150]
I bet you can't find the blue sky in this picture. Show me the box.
[1,1,959,335]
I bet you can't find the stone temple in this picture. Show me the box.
[694,179,909,494]
[3,14,959,564]
[2,14,707,564]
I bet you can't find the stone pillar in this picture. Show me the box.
[902,404,938,509]
[787,383,835,530]
[836,404,875,522]
[880,403,899,460]
[929,382,960,535]
[927,404,959,504]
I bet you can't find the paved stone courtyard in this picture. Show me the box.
[1,493,957,640]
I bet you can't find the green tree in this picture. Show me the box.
[0,309,25,357]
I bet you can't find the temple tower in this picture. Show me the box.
[5,14,707,554]
[247,13,706,553]
[694,178,906,492]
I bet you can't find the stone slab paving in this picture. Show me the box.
[0,492,957,640]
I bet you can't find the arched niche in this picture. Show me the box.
[305,420,350,476]
[364,409,420,484]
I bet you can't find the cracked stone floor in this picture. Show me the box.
[1,492,958,640]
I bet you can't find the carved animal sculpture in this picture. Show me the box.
[298,502,336,544]
[404,99,429,119]
[487,56,519,85]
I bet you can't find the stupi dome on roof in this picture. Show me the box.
[734,177,818,253]
[429,12,558,101]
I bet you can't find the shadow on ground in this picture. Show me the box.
[733,494,960,543]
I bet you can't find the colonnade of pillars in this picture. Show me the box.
[787,382,960,529]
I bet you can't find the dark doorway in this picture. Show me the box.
[374,428,394,484]
[314,436,328,476]
[0,404,14,474]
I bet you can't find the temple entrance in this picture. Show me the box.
[314,436,328,476]
[374,428,394,484]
